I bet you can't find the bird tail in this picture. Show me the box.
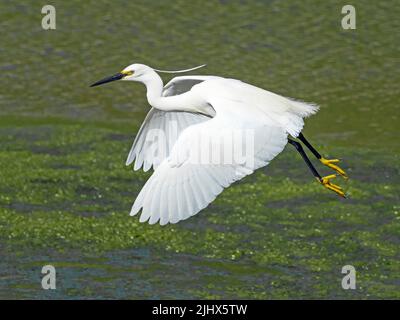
[287,98,320,118]
[280,98,320,137]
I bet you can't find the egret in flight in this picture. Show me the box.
[91,63,348,225]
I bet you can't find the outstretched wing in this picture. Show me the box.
[126,76,218,171]
[130,97,288,225]
[126,109,210,171]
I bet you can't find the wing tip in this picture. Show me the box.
[130,205,141,217]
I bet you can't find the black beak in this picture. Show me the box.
[90,73,125,87]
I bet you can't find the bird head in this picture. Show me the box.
[90,63,207,87]
[90,63,154,87]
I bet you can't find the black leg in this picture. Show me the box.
[288,137,347,198]
[288,139,321,180]
[297,133,321,160]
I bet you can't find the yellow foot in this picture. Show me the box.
[318,174,346,198]
[320,157,348,179]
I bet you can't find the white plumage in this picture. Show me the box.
[91,64,319,225]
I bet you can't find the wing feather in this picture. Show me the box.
[162,76,219,97]
[126,109,210,170]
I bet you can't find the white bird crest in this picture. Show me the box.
[153,64,207,74]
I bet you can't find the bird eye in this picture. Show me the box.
[122,70,134,76]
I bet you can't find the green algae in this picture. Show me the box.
[1,124,399,299]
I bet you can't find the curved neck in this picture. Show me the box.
[143,71,164,108]
[142,71,201,113]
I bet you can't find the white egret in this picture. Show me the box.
[91,63,348,225]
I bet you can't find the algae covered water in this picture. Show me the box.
[0,1,399,299]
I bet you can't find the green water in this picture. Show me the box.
[0,0,399,299]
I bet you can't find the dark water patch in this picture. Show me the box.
[73,196,126,212]
[349,163,399,184]
[0,64,17,71]
[2,246,267,299]
[75,185,102,197]
[1,200,86,215]
[107,175,147,184]
[30,177,62,184]
[74,210,111,218]
[0,126,54,144]
[3,202,52,213]
[381,234,400,245]
[49,163,82,170]
[106,133,131,142]
[30,145,66,156]
[180,208,231,233]
[265,196,320,209]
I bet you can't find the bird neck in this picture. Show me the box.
[144,71,193,112]
[143,71,201,113]
[143,72,165,109]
